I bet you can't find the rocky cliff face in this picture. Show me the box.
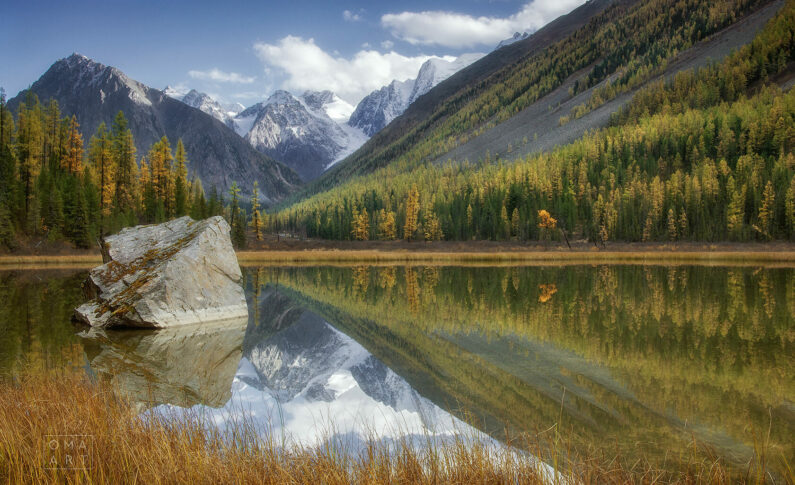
[9,54,300,202]
[75,216,248,328]
[233,90,367,181]
[348,54,484,137]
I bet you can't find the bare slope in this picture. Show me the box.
[436,0,785,166]
[299,0,621,196]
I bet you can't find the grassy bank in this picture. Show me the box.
[4,247,795,268]
[0,371,789,484]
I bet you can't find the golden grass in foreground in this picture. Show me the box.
[1,371,790,484]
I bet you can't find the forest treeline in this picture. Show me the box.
[0,93,260,249]
[273,0,795,243]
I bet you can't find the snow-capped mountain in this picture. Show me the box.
[349,53,484,137]
[232,90,367,181]
[495,31,531,49]
[8,54,300,201]
[164,87,243,129]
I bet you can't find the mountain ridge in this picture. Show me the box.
[8,54,300,202]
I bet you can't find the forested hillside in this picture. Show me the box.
[0,94,256,249]
[273,0,795,243]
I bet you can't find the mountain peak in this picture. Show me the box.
[266,90,299,106]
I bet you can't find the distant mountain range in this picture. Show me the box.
[8,54,300,202]
[7,49,484,195]
[164,54,484,181]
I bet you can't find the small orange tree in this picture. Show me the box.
[537,210,557,244]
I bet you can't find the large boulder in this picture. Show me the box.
[75,216,248,328]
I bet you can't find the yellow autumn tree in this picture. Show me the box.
[378,209,397,240]
[404,185,420,241]
[351,207,370,240]
[424,211,444,241]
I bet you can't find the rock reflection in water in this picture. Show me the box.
[80,316,247,410]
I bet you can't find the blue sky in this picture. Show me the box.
[2,0,585,106]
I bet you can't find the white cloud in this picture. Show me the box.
[381,40,394,50]
[188,68,256,84]
[343,9,362,22]
[254,36,451,105]
[381,0,586,48]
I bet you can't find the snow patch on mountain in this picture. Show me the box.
[231,90,366,180]
[348,53,484,137]
[165,87,240,128]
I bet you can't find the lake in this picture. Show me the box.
[1,264,792,472]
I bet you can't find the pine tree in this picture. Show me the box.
[786,176,795,239]
[249,181,263,240]
[112,111,138,216]
[63,115,83,174]
[16,94,44,230]
[174,139,188,217]
[667,209,678,241]
[88,123,114,230]
[757,181,776,239]
[233,207,247,249]
[511,208,520,239]
[404,185,420,241]
[727,182,746,240]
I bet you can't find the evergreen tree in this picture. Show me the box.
[249,181,263,240]
[174,139,188,217]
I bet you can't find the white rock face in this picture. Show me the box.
[75,216,248,328]
[232,90,367,181]
[348,53,484,137]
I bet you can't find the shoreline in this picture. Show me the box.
[2,244,795,268]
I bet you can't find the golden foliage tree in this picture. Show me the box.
[351,208,370,240]
[404,185,420,241]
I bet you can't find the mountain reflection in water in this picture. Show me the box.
[150,290,488,450]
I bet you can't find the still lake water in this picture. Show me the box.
[1,264,793,469]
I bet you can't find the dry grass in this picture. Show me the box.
[4,248,795,269]
[1,371,791,484]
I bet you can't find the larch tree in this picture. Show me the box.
[250,181,263,240]
[378,210,397,240]
[351,208,370,241]
[404,185,420,241]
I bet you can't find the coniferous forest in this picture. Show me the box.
[0,92,258,250]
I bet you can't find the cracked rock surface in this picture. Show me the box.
[75,216,248,328]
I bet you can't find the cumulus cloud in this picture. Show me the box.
[381,40,394,50]
[381,0,586,48]
[254,36,451,105]
[188,68,256,84]
[343,9,362,22]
